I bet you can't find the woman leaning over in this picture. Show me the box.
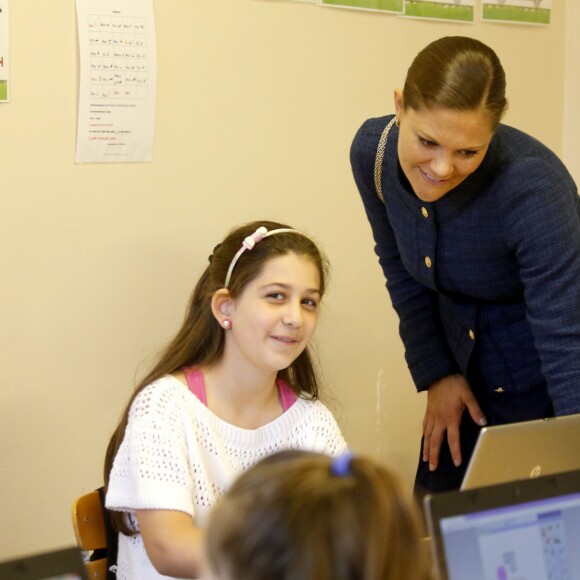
[350,36,580,497]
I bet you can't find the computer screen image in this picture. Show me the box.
[440,493,580,579]
[426,470,580,580]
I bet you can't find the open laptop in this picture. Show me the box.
[461,412,580,490]
[0,547,88,580]
[424,469,580,580]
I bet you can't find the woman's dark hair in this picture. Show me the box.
[104,220,329,535]
[403,36,508,128]
[206,450,431,580]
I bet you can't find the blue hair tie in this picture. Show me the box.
[331,452,355,477]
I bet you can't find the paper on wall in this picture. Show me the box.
[75,0,157,163]
[0,0,8,102]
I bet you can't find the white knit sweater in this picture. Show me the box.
[106,375,347,580]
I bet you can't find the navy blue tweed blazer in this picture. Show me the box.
[351,115,580,419]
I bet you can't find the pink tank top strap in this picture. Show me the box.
[183,366,208,406]
[184,367,296,412]
[277,379,298,412]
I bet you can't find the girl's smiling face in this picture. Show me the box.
[224,252,321,375]
[394,89,494,203]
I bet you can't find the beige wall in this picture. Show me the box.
[0,0,569,560]
[564,0,580,182]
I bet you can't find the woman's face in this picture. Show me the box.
[394,91,494,203]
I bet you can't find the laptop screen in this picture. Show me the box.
[0,547,89,580]
[440,492,580,579]
[41,576,83,580]
[426,470,580,580]
[42,576,84,580]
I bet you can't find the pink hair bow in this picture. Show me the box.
[242,226,268,250]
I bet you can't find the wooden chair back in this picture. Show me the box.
[71,490,108,579]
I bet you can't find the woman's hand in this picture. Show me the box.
[422,374,487,471]
[136,509,206,578]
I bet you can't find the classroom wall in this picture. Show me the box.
[0,0,570,560]
[564,0,580,182]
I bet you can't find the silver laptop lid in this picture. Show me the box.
[461,413,580,491]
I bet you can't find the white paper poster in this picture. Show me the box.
[403,0,475,22]
[0,0,8,102]
[75,0,157,163]
[321,0,403,14]
[481,0,550,25]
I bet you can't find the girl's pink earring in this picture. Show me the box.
[222,319,232,329]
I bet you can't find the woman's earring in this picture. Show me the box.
[222,319,232,329]
[395,116,400,127]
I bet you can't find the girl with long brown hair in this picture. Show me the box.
[104,220,347,579]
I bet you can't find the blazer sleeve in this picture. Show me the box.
[350,118,459,391]
[500,156,580,415]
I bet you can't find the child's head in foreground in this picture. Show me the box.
[205,450,432,580]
